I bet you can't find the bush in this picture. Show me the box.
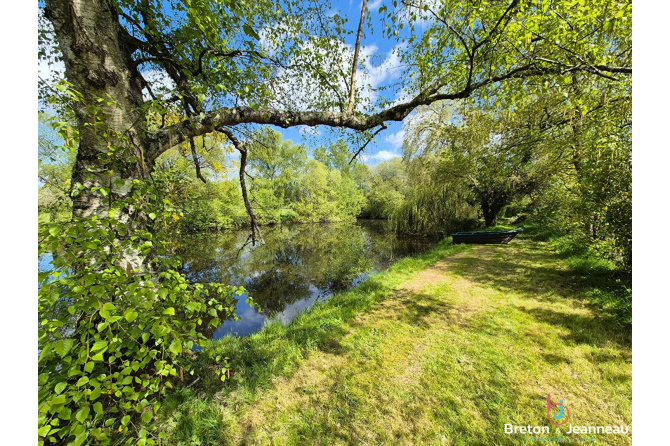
[38,181,245,445]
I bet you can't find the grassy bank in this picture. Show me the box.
[162,235,632,445]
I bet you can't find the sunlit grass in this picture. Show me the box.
[161,236,631,445]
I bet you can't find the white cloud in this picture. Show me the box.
[360,149,401,164]
[373,150,402,161]
[359,45,404,104]
[271,39,405,113]
[384,129,406,150]
[368,0,384,10]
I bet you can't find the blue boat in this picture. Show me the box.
[452,228,523,245]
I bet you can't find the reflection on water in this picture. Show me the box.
[178,220,436,338]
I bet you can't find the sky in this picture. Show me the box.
[273,0,408,165]
[37,0,415,167]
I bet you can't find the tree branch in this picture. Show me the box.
[148,61,631,161]
[188,136,206,183]
[216,127,264,246]
[349,123,388,164]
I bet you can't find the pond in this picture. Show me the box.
[178,220,437,338]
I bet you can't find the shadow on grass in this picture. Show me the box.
[519,305,631,349]
[447,239,631,327]
[162,241,472,440]
[393,290,456,329]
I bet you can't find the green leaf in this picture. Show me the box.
[76,376,89,387]
[168,340,182,355]
[141,410,153,423]
[75,406,90,423]
[54,339,74,358]
[124,310,139,322]
[91,340,108,351]
[54,382,67,394]
[90,386,101,401]
[242,23,260,40]
[148,212,157,220]
[73,431,89,446]
[39,342,53,362]
[58,407,71,420]
[163,307,175,316]
[93,402,103,414]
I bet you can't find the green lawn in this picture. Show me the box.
[162,237,632,445]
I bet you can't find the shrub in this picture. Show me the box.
[38,180,244,445]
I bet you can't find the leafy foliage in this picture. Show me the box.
[38,180,245,445]
[38,113,76,223]
[359,158,406,220]
[152,130,367,230]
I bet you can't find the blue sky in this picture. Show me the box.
[38,0,412,167]
[271,0,408,165]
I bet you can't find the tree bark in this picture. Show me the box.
[45,0,158,270]
[482,203,498,227]
[45,0,153,222]
[347,0,367,114]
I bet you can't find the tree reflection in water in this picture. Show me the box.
[177,220,436,337]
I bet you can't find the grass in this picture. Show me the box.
[161,234,632,445]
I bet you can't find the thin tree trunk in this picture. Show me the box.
[347,0,368,113]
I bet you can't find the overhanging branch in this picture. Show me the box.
[148,61,632,161]
[216,126,264,246]
[349,123,388,165]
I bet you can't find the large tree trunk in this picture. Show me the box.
[45,0,152,218]
[45,0,154,269]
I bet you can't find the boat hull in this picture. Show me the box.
[452,229,522,245]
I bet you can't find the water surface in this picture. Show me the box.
[178,220,436,338]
